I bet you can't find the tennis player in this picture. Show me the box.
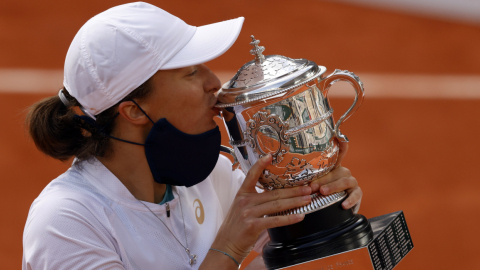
[22,2,362,269]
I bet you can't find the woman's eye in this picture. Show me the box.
[189,70,197,76]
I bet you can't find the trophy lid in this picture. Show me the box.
[216,36,326,107]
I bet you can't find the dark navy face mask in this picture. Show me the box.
[98,100,221,187]
[144,118,221,187]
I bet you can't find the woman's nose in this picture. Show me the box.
[201,65,221,94]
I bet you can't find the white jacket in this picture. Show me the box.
[22,155,245,270]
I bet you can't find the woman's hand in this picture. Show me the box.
[204,154,312,268]
[309,140,362,210]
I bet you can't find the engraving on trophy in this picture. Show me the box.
[317,140,339,169]
[263,169,284,190]
[261,56,298,77]
[244,111,289,165]
[235,64,262,87]
[233,56,299,88]
[282,157,314,184]
[256,126,281,153]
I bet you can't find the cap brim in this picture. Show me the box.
[160,17,244,70]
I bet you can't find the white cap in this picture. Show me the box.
[63,2,244,118]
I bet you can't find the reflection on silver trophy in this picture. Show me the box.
[216,36,364,215]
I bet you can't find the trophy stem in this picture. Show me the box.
[263,198,374,270]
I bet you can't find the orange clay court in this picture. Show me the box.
[1,0,480,269]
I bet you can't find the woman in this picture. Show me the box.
[22,2,362,269]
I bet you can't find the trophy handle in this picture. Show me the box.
[318,69,365,142]
[220,145,240,171]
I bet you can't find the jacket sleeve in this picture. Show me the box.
[22,193,125,270]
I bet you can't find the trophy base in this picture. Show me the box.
[269,211,414,270]
[263,199,374,270]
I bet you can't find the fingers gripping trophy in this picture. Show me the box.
[216,36,374,269]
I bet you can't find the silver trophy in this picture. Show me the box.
[217,36,364,197]
[216,36,373,269]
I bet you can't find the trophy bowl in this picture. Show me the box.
[217,36,364,192]
[216,36,374,269]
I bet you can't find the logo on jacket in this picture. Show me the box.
[193,199,205,224]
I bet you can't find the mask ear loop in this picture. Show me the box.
[73,113,145,145]
[98,112,146,146]
[106,130,146,146]
[101,99,155,146]
[129,99,155,125]
[74,99,154,146]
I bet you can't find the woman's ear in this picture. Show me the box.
[117,101,150,125]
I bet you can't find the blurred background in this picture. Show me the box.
[1,0,480,269]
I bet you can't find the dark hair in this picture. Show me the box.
[25,79,153,161]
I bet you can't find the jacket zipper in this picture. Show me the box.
[166,202,170,218]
